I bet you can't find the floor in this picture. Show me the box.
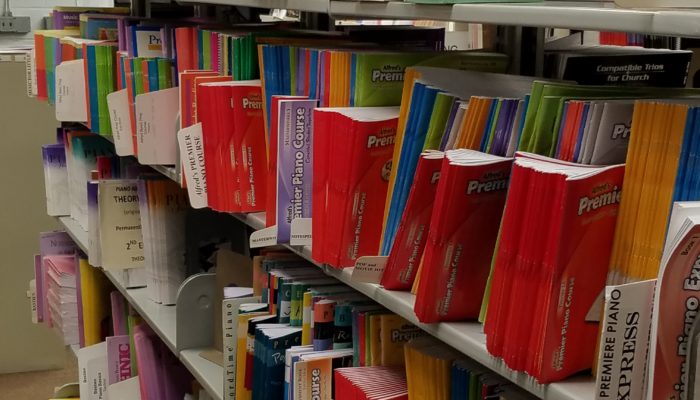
[0,347,77,399]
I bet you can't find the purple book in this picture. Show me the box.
[40,231,80,343]
[107,335,132,385]
[34,255,44,323]
[52,11,81,30]
[439,100,462,151]
[276,99,317,243]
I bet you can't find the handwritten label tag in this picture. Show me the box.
[177,123,207,209]
[107,89,134,156]
[250,226,277,248]
[351,256,388,284]
[135,87,178,165]
[27,279,37,324]
[290,218,312,246]
[55,60,87,122]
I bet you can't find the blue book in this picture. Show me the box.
[147,59,159,92]
[479,98,499,152]
[85,45,99,131]
[309,50,319,100]
[349,53,358,106]
[383,84,440,255]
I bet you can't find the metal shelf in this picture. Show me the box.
[180,348,224,400]
[183,0,700,38]
[181,0,328,12]
[236,211,595,400]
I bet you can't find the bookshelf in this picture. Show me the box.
[229,212,594,400]
[183,0,700,37]
[56,216,223,400]
[38,2,700,398]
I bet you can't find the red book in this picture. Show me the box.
[174,27,197,75]
[318,107,399,268]
[381,151,444,291]
[312,108,333,264]
[413,150,512,323]
[231,81,267,212]
[484,153,624,383]
[61,42,76,62]
[123,59,136,150]
[178,71,219,129]
[141,59,150,93]
[197,81,236,212]
[96,156,113,179]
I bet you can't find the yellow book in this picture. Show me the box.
[368,314,383,366]
[329,51,343,107]
[379,314,423,366]
[79,257,111,346]
[301,291,313,345]
[235,312,268,400]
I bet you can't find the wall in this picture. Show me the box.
[0,57,66,374]
[0,0,114,49]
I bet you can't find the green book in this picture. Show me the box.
[133,57,145,96]
[353,51,509,107]
[423,92,456,150]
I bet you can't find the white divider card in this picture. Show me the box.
[595,279,655,400]
[55,60,87,122]
[98,180,144,270]
[177,123,207,208]
[290,218,312,246]
[351,256,389,284]
[107,376,141,400]
[78,341,108,400]
[250,225,277,248]
[135,87,178,165]
[107,89,134,156]
[27,279,37,323]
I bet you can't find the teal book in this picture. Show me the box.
[289,278,338,327]
[254,327,301,400]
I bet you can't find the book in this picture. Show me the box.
[647,208,700,399]
[136,176,189,305]
[484,154,625,383]
[275,98,317,243]
[98,179,144,270]
[414,150,513,323]
[312,107,399,268]
[42,143,70,216]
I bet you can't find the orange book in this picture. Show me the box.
[35,34,48,101]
